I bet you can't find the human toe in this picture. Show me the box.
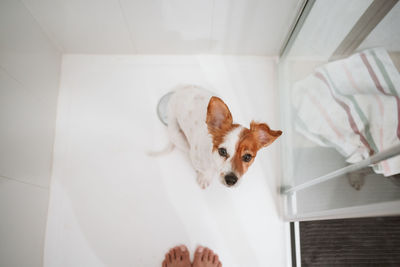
[194,246,205,262]
[180,245,189,260]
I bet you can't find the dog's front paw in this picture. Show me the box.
[196,173,211,189]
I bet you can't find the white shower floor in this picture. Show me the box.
[44,55,290,267]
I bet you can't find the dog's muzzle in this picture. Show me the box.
[224,173,238,186]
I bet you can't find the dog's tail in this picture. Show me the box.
[147,142,175,156]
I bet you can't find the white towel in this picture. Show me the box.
[293,48,400,176]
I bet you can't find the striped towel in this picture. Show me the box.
[292,48,400,177]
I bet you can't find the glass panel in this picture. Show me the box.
[295,170,400,215]
[279,0,400,219]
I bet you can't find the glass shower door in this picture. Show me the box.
[279,0,400,220]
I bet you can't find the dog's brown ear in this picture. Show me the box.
[250,121,282,149]
[206,96,233,131]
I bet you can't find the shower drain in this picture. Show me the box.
[156,91,174,126]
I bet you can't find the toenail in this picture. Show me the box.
[180,245,186,251]
[198,247,204,252]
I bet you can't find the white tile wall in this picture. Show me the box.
[0,1,61,266]
[21,0,301,55]
[0,0,61,105]
[120,0,213,54]
[0,70,56,188]
[21,0,136,54]
[211,0,300,55]
[0,177,49,267]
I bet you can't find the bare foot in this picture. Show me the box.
[162,245,191,267]
[192,246,222,267]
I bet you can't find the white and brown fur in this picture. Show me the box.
[164,85,282,189]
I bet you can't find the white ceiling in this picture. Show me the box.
[21,0,301,55]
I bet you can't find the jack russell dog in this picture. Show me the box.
[159,85,282,189]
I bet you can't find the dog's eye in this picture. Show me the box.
[218,147,228,158]
[242,154,252,162]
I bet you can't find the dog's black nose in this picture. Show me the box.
[224,173,238,186]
